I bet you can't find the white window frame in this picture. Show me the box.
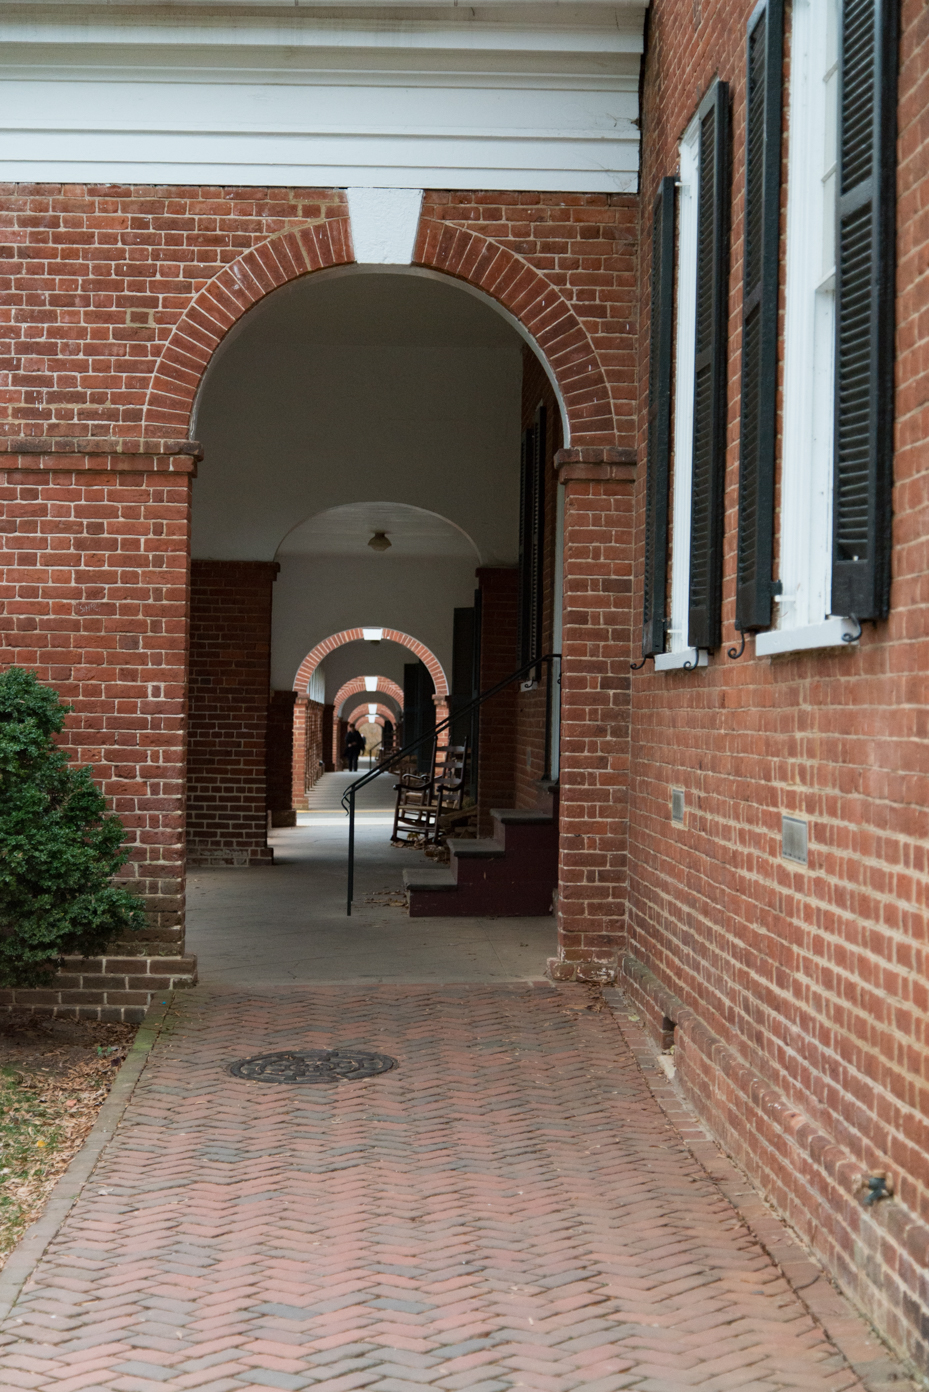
[756,0,857,656]
[655,114,708,672]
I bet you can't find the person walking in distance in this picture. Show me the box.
[343,726,365,772]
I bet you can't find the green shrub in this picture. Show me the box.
[0,668,145,987]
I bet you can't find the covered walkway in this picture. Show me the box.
[186,773,555,985]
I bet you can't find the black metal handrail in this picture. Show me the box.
[340,652,561,914]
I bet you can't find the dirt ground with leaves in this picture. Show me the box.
[0,1014,136,1268]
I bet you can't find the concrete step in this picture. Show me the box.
[402,868,457,894]
[449,838,505,859]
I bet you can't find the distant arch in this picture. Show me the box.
[294,628,447,698]
[348,703,395,728]
[333,676,404,716]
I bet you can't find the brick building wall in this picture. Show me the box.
[289,695,325,811]
[419,192,638,450]
[266,689,296,826]
[625,0,929,1372]
[554,452,635,970]
[0,450,194,938]
[187,560,276,865]
[304,699,326,789]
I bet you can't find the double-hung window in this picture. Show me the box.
[650,83,731,672]
[756,0,898,655]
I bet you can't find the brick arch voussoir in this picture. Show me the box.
[414,217,615,447]
[294,628,448,698]
[142,219,353,434]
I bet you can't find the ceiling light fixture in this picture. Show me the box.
[367,531,391,552]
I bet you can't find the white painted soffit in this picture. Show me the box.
[0,2,644,192]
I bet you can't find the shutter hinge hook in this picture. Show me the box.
[630,654,653,671]
[842,615,862,644]
[727,624,747,660]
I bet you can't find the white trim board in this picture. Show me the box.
[755,617,858,657]
[664,115,700,661]
[0,7,644,190]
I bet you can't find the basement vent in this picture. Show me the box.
[782,815,808,865]
[671,788,685,825]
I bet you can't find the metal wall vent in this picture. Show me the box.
[782,815,808,865]
[671,788,685,825]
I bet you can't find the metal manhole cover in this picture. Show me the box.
[228,1048,398,1085]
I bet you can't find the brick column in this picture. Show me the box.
[322,703,334,771]
[0,445,196,944]
[187,560,278,865]
[267,689,297,827]
[475,566,519,833]
[551,449,636,979]
[292,696,309,810]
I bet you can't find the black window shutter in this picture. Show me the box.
[832,0,898,621]
[688,81,731,652]
[518,405,546,668]
[735,0,784,633]
[642,177,676,658]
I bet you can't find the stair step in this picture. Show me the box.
[402,868,457,893]
[490,808,554,825]
[449,838,505,859]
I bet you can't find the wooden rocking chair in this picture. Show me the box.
[391,741,471,847]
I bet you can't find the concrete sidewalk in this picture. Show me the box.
[0,983,910,1392]
[185,778,556,986]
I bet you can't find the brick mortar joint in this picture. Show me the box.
[620,953,929,1262]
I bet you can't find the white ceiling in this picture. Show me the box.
[278,501,480,560]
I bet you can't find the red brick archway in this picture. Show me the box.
[294,629,448,699]
[332,676,404,715]
[141,220,612,446]
[143,220,354,433]
[349,703,394,728]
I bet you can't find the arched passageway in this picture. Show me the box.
[184,261,569,968]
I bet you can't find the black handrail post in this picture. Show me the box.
[347,783,356,916]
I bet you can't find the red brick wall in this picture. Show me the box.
[555,454,635,969]
[419,193,638,449]
[304,699,325,788]
[0,185,349,446]
[475,566,519,831]
[0,450,193,941]
[266,689,296,825]
[627,0,929,1372]
[187,560,276,865]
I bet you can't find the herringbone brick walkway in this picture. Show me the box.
[0,986,898,1391]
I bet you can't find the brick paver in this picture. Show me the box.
[0,986,890,1390]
